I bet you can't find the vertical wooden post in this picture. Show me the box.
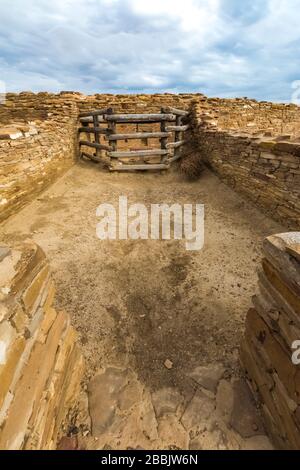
[160,108,168,164]
[174,115,182,161]
[93,115,101,160]
[106,108,116,168]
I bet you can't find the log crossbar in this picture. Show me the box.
[110,163,169,171]
[104,113,176,123]
[108,132,171,141]
[81,152,102,163]
[166,140,186,149]
[109,149,168,159]
[78,127,109,135]
[78,106,190,171]
[80,116,105,123]
[79,140,110,151]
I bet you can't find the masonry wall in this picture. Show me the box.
[1,91,300,225]
[198,96,300,136]
[0,93,80,222]
[0,241,84,450]
[187,100,300,229]
[0,92,201,222]
[240,233,300,450]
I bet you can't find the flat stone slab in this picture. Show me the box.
[158,415,188,449]
[187,364,225,392]
[88,367,135,436]
[189,429,226,450]
[241,435,274,450]
[216,379,234,425]
[230,379,264,438]
[181,390,215,430]
[151,387,184,418]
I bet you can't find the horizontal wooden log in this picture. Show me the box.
[79,108,110,118]
[161,107,189,116]
[79,140,110,151]
[108,131,171,141]
[80,116,105,123]
[110,163,169,171]
[78,127,109,134]
[108,149,168,158]
[168,153,183,163]
[166,140,186,149]
[104,113,176,123]
[81,152,102,163]
[166,125,190,132]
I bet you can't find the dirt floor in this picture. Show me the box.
[1,162,285,450]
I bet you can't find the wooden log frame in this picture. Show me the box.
[108,131,171,141]
[160,107,169,164]
[166,140,186,149]
[104,113,176,123]
[80,116,105,123]
[78,106,189,171]
[109,149,168,159]
[168,152,184,163]
[79,140,110,151]
[169,113,185,163]
[110,163,170,171]
[81,151,102,163]
[107,108,116,167]
[78,127,110,135]
[93,114,101,159]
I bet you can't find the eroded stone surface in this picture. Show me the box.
[158,415,188,450]
[88,367,131,436]
[230,379,264,438]
[241,435,274,450]
[181,390,215,431]
[0,242,83,450]
[216,379,234,425]
[187,364,225,392]
[151,388,184,418]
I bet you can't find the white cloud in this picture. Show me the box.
[129,0,221,35]
[0,0,299,100]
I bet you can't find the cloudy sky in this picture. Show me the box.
[0,0,300,101]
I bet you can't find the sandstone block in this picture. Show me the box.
[181,390,215,431]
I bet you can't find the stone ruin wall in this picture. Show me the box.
[0,93,79,222]
[240,233,300,450]
[189,98,300,229]
[204,97,300,136]
[0,241,84,450]
[1,92,300,450]
[1,91,300,225]
[0,92,199,222]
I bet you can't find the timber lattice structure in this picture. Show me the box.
[78,106,189,171]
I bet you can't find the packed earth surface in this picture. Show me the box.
[2,161,285,450]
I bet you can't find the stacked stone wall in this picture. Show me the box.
[241,233,300,449]
[187,100,300,229]
[0,242,83,450]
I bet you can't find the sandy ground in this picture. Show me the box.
[1,162,285,449]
